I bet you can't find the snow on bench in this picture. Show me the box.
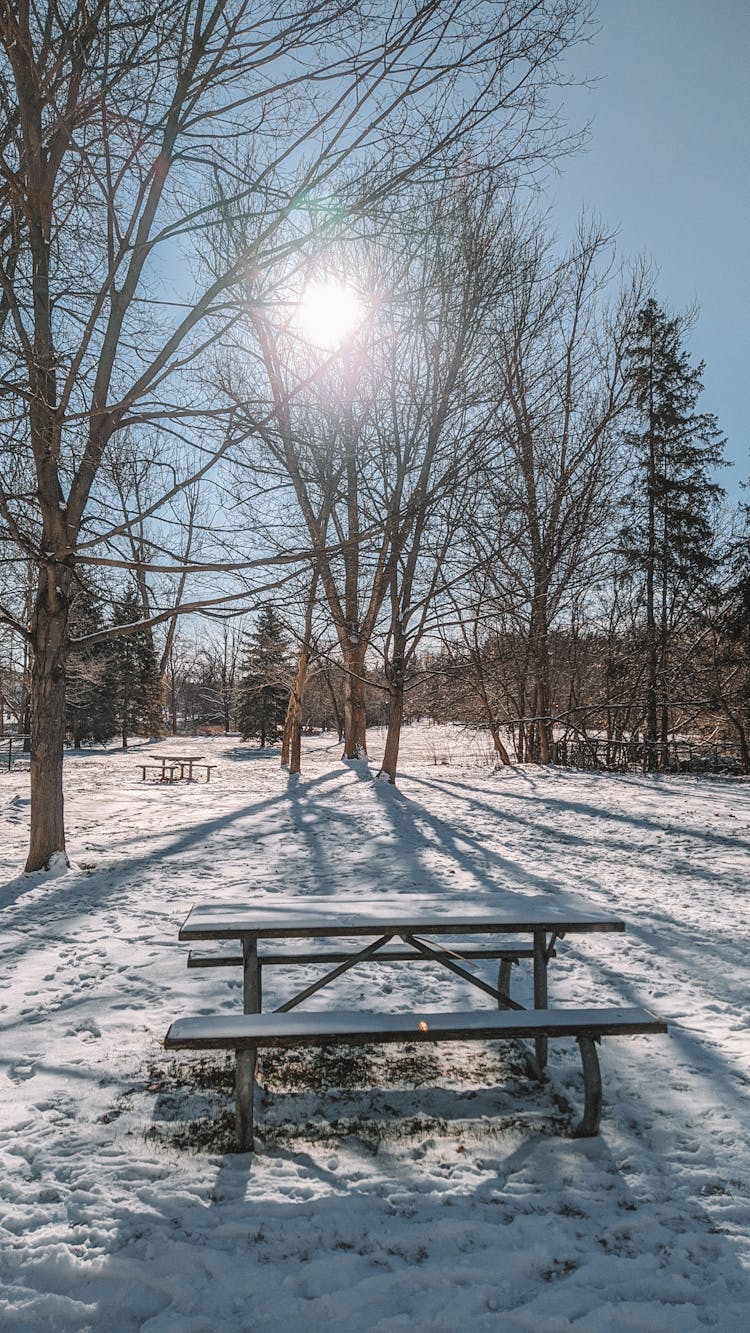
[164,1005,667,1150]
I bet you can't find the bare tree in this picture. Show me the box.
[473,219,644,761]
[372,180,517,781]
[226,176,528,769]
[195,621,245,734]
[0,0,591,869]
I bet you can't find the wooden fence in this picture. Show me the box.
[554,736,744,775]
[3,735,30,771]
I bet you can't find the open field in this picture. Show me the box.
[2,728,749,1330]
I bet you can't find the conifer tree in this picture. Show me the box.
[715,505,750,767]
[109,585,163,748]
[237,605,290,747]
[621,299,725,763]
[65,585,117,747]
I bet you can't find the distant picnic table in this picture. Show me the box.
[139,753,216,783]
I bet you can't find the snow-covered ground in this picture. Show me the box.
[1,727,749,1331]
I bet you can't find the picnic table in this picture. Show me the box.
[165,894,666,1149]
[140,753,215,783]
[176,895,625,1030]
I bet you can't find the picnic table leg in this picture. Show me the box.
[236,1049,255,1151]
[236,937,261,1150]
[497,956,515,1007]
[533,929,548,1073]
[574,1036,602,1136]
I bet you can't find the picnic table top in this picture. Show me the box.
[178,894,625,941]
[151,753,205,762]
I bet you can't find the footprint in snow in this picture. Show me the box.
[66,1019,102,1039]
[8,1060,37,1082]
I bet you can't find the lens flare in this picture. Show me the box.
[295,279,363,349]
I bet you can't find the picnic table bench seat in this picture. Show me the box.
[139,763,180,782]
[186,944,541,968]
[164,1004,667,1150]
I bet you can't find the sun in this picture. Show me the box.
[295,279,363,349]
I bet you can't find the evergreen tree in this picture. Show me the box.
[621,299,725,763]
[237,605,290,746]
[716,505,750,767]
[109,584,163,748]
[65,584,117,747]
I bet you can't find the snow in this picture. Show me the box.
[1,726,749,1331]
[179,895,623,934]
[166,1007,664,1044]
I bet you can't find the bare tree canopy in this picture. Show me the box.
[0,0,592,869]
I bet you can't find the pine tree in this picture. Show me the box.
[237,605,290,747]
[717,505,750,767]
[621,299,725,764]
[65,583,118,746]
[109,585,163,748]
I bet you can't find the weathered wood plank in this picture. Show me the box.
[179,898,625,941]
[187,947,539,968]
[533,929,549,1072]
[165,1006,667,1051]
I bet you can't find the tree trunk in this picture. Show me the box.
[516,683,526,763]
[283,646,310,775]
[488,721,511,765]
[530,598,553,763]
[289,695,303,775]
[659,523,670,757]
[21,696,32,752]
[377,655,405,783]
[170,665,178,734]
[342,648,368,758]
[468,636,511,765]
[121,675,129,750]
[644,352,659,767]
[535,680,550,762]
[323,671,344,742]
[25,574,70,872]
[738,725,750,774]
[717,699,750,773]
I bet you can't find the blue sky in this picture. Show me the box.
[550,0,748,499]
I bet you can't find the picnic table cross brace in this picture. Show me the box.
[272,934,399,1013]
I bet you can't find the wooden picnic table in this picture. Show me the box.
[178,894,625,1071]
[140,754,215,782]
[152,753,203,780]
[167,896,666,1149]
